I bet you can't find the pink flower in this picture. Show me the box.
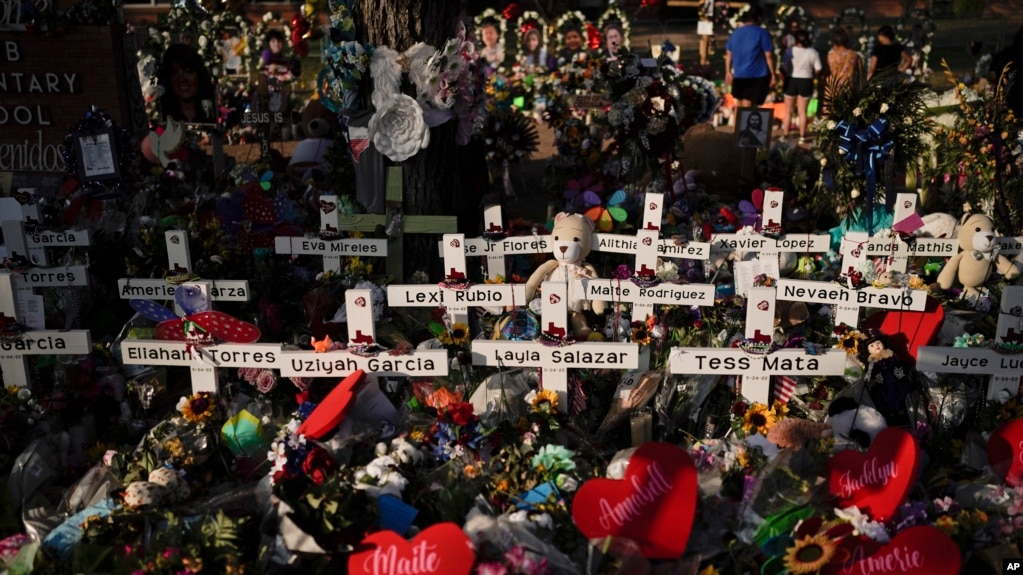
[238,367,259,383]
[477,563,508,575]
[255,370,277,394]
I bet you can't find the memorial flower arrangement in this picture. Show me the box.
[320,6,373,112]
[931,62,1023,234]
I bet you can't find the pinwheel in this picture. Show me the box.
[584,189,629,232]
[130,285,260,347]
[739,189,764,230]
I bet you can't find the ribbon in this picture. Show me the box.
[833,117,894,236]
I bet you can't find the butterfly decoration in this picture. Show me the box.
[130,285,260,346]
[585,189,629,232]
[563,176,603,213]
[738,188,764,230]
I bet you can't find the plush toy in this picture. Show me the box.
[827,396,887,450]
[525,212,606,339]
[287,99,335,182]
[936,212,1022,303]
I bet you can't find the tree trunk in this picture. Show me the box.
[355,0,486,280]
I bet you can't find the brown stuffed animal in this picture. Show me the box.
[524,213,606,339]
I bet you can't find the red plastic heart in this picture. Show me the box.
[571,441,697,559]
[860,296,943,361]
[827,427,918,521]
[988,419,1023,486]
[296,370,364,440]
[348,522,474,575]
[823,526,961,575]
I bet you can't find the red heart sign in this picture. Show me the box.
[169,235,180,244]
[757,300,770,311]
[827,427,918,521]
[321,201,337,214]
[348,522,474,575]
[770,201,779,208]
[355,296,366,307]
[549,294,561,304]
[572,441,696,559]
[823,526,960,575]
[988,419,1023,486]
[450,239,460,248]
[649,202,657,210]
[642,237,653,246]
[297,370,365,440]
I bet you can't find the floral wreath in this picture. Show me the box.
[897,9,936,81]
[726,3,751,32]
[829,7,870,60]
[137,5,253,122]
[518,10,547,47]
[553,10,588,52]
[319,4,373,111]
[774,4,817,49]
[597,5,631,50]
[475,8,507,46]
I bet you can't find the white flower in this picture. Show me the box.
[826,120,836,130]
[650,96,666,112]
[835,506,890,542]
[656,260,679,282]
[922,45,931,54]
[16,388,31,400]
[852,107,862,117]
[879,103,889,113]
[851,188,861,198]
[820,157,828,167]
[368,95,430,162]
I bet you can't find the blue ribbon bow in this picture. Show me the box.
[833,117,894,236]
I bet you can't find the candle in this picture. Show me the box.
[630,409,653,446]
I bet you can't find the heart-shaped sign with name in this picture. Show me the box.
[572,441,697,559]
[988,419,1023,486]
[348,522,474,575]
[827,427,918,521]
[822,526,960,575]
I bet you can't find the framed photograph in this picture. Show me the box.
[735,107,773,150]
[73,127,121,181]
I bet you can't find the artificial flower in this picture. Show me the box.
[368,94,431,162]
[836,330,864,357]
[439,323,471,347]
[784,533,837,574]
[530,389,559,413]
[742,402,777,435]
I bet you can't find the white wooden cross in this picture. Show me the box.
[388,234,527,326]
[669,286,847,404]
[439,204,550,283]
[117,231,251,313]
[916,285,1023,401]
[0,272,92,387]
[862,193,958,274]
[708,189,830,292]
[471,281,639,412]
[0,191,46,266]
[274,194,388,275]
[120,288,449,390]
[584,193,715,324]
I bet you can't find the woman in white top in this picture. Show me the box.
[781,29,821,144]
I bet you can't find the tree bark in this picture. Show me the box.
[354,0,487,280]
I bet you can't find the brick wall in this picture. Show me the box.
[0,25,136,172]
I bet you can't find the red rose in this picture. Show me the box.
[443,402,476,426]
[302,447,338,485]
[731,401,748,417]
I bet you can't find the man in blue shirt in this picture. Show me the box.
[725,5,776,113]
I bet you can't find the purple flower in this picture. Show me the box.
[893,500,928,532]
[612,264,633,280]
[297,401,317,420]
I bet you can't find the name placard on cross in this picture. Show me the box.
[669,286,846,404]
[916,285,1023,400]
[389,234,527,325]
[591,192,712,261]
[437,204,550,282]
[776,278,928,328]
[1,272,92,387]
[471,281,639,412]
[117,231,250,310]
[275,193,388,274]
[861,193,958,273]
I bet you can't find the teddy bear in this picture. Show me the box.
[936,212,1021,304]
[524,212,606,339]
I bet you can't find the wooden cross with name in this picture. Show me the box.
[274,194,388,274]
[916,285,1023,401]
[471,281,640,412]
[669,286,847,405]
[585,192,715,324]
[862,192,959,274]
[389,234,527,326]
[442,204,550,282]
[1,190,48,266]
[120,288,450,390]
[1,273,93,388]
[117,230,251,315]
[329,166,458,281]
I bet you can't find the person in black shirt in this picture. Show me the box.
[867,25,911,80]
[991,25,1023,117]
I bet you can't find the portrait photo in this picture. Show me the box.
[735,107,772,150]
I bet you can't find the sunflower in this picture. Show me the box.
[784,533,837,574]
[836,330,864,357]
[742,402,777,435]
[631,325,651,345]
[177,392,217,424]
[531,388,559,413]
[439,322,471,347]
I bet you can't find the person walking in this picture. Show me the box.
[725,5,776,116]
[781,29,821,144]
[867,25,911,80]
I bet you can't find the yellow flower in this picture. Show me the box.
[439,323,470,347]
[742,402,777,435]
[784,534,837,574]
[698,566,721,575]
[836,330,864,357]
[531,388,559,412]
[908,275,926,289]
[936,514,956,534]
[177,392,217,424]
[463,464,480,478]
[484,275,506,284]
[631,326,651,346]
